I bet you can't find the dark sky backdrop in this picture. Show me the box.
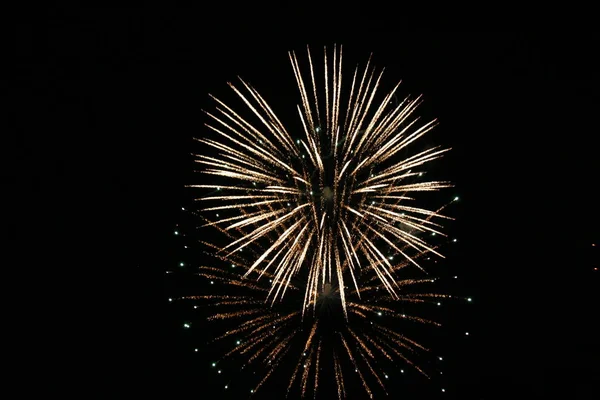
[14,11,599,399]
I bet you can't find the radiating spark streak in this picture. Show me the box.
[267,225,309,303]
[208,92,291,157]
[349,68,385,155]
[227,82,298,157]
[324,47,330,134]
[358,346,387,392]
[313,340,321,399]
[243,216,307,276]
[203,110,281,162]
[301,346,315,397]
[365,148,451,182]
[201,199,285,212]
[199,211,262,227]
[356,231,399,297]
[226,209,285,230]
[263,186,303,194]
[333,352,344,400]
[290,51,316,135]
[305,46,321,127]
[199,195,279,201]
[367,206,446,236]
[202,122,291,177]
[287,356,303,396]
[338,224,360,296]
[340,335,372,398]
[296,108,324,172]
[222,205,308,254]
[201,168,278,185]
[343,55,374,161]
[238,80,299,155]
[334,245,347,319]
[188,184,266,192]
[352,183,390,193]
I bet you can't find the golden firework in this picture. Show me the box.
[190,45,453,314]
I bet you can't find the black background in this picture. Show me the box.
[14,11,599,399]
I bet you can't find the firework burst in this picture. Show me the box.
[190,45,453,315]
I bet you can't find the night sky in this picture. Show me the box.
[15,12,599,399]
